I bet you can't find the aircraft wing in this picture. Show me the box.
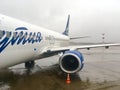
[44,15,120,54]
[44,43,120,54]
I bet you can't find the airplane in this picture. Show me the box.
[0,14,120,75]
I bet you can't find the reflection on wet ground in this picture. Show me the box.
[0,46,120,90]
[0,65,90,90]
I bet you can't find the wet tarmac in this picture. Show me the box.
[0,46,120,90]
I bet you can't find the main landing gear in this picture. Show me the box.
[25,60,35,69]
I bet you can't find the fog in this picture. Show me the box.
[0,0,120,43]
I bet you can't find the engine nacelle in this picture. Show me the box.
[59,50,84,73]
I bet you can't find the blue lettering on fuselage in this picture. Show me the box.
[0,30,42,53]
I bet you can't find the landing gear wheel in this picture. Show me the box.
[25,61,35,69]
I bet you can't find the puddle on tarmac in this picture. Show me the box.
[0,64,120,90]
[0,64,91,90]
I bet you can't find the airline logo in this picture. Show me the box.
[0,27,42,53]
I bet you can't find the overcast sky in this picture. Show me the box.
[0,0,120,43]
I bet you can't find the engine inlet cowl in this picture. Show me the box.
[59,50,84,73]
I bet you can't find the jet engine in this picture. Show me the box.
[59,50,84,73]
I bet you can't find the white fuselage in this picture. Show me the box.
[0,14,69,68]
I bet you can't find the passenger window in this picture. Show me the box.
[6,31,11,38]
[32,33,36,40]
[28,32,32,39]
[19,31,23,38]
[0,31,5,39]
[13,32,18,38]
[24,32,28,38]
